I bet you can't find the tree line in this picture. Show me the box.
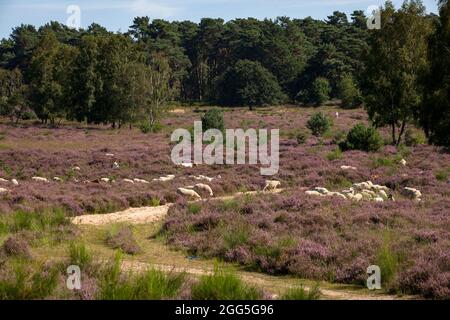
[0,0,448,147]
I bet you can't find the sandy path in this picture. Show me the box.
[120,260,408,300]
[71,189,284,226]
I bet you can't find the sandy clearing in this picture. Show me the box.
[71,189,284,226]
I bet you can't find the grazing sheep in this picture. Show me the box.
[372,184,390,192]
[113,162,120,169]
[194,183,214,197]
[0,178,8,183]
[378,190,388,199]
[123,179,134,184]
[11,179,19,186]
[327,192,347,200]
[181,163,193,168]
[353,182,370,191]
[73,166,81,171]
[374,197,384,202]
[133,178,149,184]
[53,177,62,182]
[177,188,201,200]
[106,153,115,157]
[100,178,110,183]
[32,177,49,183]
[401,187,422,201]
[191,175,214,182]
[313,187,329,195]
[362,189,377,198]
[340,165,357,170]
[400,159,407,166]
[305,190,323,197]
[335,112,339,118]
[348,193,363,202]
[263,180,281,191]
[153,175,175,182]
[0,187,9,194]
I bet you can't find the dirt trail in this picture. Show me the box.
[120,260,407,300]
[71,189,284,226]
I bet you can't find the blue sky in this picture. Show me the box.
[0,0,439,39]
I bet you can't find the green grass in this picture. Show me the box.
[218,199,239,212]
[280,284,321,300]
[187,203,202,215]
[371,156,395,169]
[223,224,250,250]
[69,242,92,269]
[98,252,184,300]
[376,232,399,286]
[326,148,342,161]
[191,267,263,300]
[1,208,70,233]
[0,259,59,300]
[435,169,449,182]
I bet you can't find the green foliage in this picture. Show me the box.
[201,108,225,132]
[187,203,202,215]
[216,60,286,109]
[191,267,263,300]
[0,260,59,300]
[69,242,92,269]
[296,132,307,145]
[340,124,383,152]
[404,128,426,147]
[98,251,184,300]
[306,112,332,136]
[326,148,342,161]
[337,74,363,109]
[280,284,321,300]
[435,169,448,182]
[376,232,399,286]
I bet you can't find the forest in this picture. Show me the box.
[0,0,448,146]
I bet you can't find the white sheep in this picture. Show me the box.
[177,188,201,200]
[100,178,110,183]
[305,190,324,197]
[401,187,422,201]
[263,180,281,191]
[400,159,407,166]
[106,153,115,157]
[348,193,363,202]
[327,192,347,200]
[53,177,62,182]
[378,190,388,199]
[113,162,120,169]
[180,163,193,168]
[133,178,150,184]
[32,177,49,183]
[374,197,384,202]
[194,183,214,197]
[72,166,81,171]
[0,187,9,194]
[153,175,175,182]
[11,179,19,186]
[313,187,329,195]
[340,165,357,170]
[123,179,134,184]
[0,178,8,183]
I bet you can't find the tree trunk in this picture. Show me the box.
[391,123,397,145]
[396,120,407,146]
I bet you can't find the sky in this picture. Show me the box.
[0,0,439,39]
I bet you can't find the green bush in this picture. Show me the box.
[306,112,332,136]
[337,74,363,109]
[191,267,262,300]
[340,124,384,152]
[304,77,330,106]
[296,132,307,145]
[404,128,426,146]
[201,108,225,133]
[326,148,342,161]
[435,169,448,182]
[139,122,163,134]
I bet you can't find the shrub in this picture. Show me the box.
[187,203,202,215]
[280,284,321,300]
[306,77,330,106]
[404,128,426,146]
[216,60,286,109]
[201,108,225,133]
[69,242,92,269]
[191,267,263,300]
[2,236,31,259]
[340,124,383,152]
[139,122,163,134]
[306,112,332,136]
[326,148,342,161]
[337,74,363,109]
[105,226,141,255]
[435,170,448,182]
[296,132,307,145]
